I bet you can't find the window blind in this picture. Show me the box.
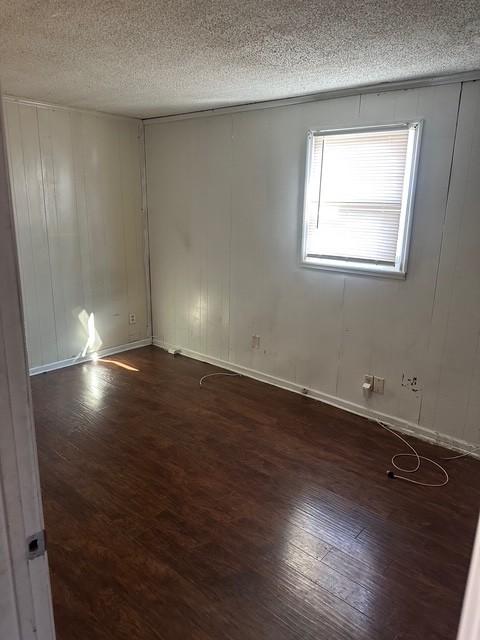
[304,128,411,265]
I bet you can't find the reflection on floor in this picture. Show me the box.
[32,346,480,640]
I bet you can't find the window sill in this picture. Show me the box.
[300,258,406,279]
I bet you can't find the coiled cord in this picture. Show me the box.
[377,420,479,487]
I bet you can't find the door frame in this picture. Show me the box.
[0,89,55,639]
[457,514,480,640]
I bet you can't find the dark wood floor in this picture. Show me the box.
[31,346,480,640]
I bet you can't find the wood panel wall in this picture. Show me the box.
[146,81,480,448]
[3,101,149,370]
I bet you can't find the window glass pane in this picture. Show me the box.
[304,127,413,267]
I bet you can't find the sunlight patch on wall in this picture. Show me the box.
[78,310,103,357]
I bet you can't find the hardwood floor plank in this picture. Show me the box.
[321,548,461,639]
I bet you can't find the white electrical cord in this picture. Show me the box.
[199,372,241,387]
[376,420,480,487]
[441,448,480,461]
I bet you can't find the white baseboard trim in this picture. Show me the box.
[29,337,153,376]
[153,337,480,457]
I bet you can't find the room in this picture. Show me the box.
[0,2,479,639]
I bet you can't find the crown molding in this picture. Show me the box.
[2,94,140,122]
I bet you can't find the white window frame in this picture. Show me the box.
[300,121,423,279]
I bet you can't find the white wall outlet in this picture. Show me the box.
[373,376,385,394]
[251,335,260,349]
[129,313,136,325]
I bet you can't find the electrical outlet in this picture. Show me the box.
[401,373,420,393]
[373,376,385,394]
[129,313,136,325]
[251,335,260,349]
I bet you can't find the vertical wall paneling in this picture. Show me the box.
[5,103,58,367]
[146,116,233,359]
[3,100,149,369]
[146,81,480,448]
[420,81,480,445]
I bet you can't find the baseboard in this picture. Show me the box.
[153,337,480,457]
[29,337,153,375]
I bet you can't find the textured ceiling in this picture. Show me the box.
[1,0,480,118]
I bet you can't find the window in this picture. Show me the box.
[300,122,422,277]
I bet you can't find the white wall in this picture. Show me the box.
[4,100,149,371]
[146,81,480,449]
